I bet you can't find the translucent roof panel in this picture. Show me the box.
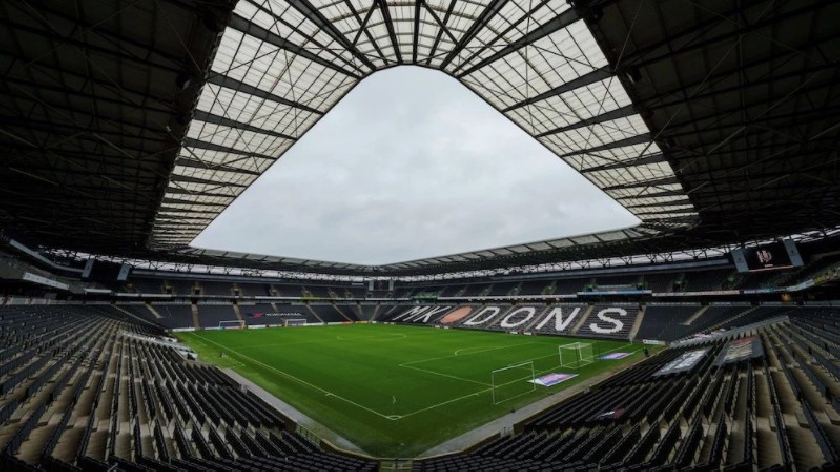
[150,0,696,248]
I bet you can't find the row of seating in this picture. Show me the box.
[415,308,840,470]
[0,305,378,471]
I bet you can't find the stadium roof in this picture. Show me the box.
[0,0,837,276]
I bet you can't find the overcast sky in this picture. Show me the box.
[191,67,639,265]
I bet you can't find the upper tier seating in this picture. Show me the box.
[642,273,677,292]
[200,281,234,296]
[683,268,733,292]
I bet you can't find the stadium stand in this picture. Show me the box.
[0,304,377,471]
[129,278,163,295]
[416,311,840,471]
[309,304,355,322]
[196,303,239,328]
[438,284,465,297]
[683,269,733,292]
[461,284,490,297]
[200,281,233,296]
[355,304,377,320]
[241,303,319,325]
[150,304,195,329]
[576,304,639,340]
[167,279,197,296]
[593,274,641,291]
[517,279,549,296]
[487,282,518,297]
[236,282,271,297]
[552,278,587,295]
[483,304,547,332]
[635,304,703,342]
[643,273,677,293]
[528,304,588,335]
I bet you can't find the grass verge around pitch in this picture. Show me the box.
[177,324,647,457]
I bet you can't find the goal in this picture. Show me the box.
[491,361,536,404]
[285,318,308,327]
[559,342,593,369]
[218,320,246,330]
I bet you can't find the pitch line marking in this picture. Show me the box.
[198,332,641,421]
[197,335,397,421]
[335,333,407,341]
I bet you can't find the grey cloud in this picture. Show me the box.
[191,67,640,264]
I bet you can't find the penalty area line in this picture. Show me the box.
[198,336,398,421]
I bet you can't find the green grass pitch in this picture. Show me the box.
[177,323,646,457]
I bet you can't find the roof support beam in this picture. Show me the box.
[168,174,248,188]
[182,138,277,161]
[174,157,262,177]
[425,0,459,66]
[536,104,637,138]
[456,8,580,77]
[205,75,322,114]
[377,0,403,64]
[621,0,829,69]
[613,189,685,200]
[164,188,237,199]
[280,0,377,71]
[160,198,229,207]
[580,153,666,174]
[349,1,388,63]
[557,133,651,158]
[412,0,421,63]
[439,0,509,70]
[603,176,681,191]
[502,67,611,112]
[228,14,361,79]
[192,110,296,141]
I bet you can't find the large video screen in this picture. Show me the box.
[82,259,132,281]
[731,240,804,272]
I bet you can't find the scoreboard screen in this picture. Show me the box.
[731,240,804,273]
[82,259,132,281]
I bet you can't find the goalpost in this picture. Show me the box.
[219,320,246,330]
[559,342,594,369]
[285,318,308,327]
[490,361,536,404]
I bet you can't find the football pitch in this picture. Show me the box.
[176,324,645,457]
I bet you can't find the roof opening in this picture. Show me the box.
[190,67,640,264]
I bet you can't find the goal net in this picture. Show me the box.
[559,342,593,369]
[491,361,536,404]
[285,318,308,327]
[219,320,246,330]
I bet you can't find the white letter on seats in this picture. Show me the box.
[463,306,502,326]
[589,308,627,334]
[535,307,581,333]
[406,306,452,323]
[500,307,537,328]
[392,306,429,321]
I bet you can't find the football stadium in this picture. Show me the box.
[1,0,839,470]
